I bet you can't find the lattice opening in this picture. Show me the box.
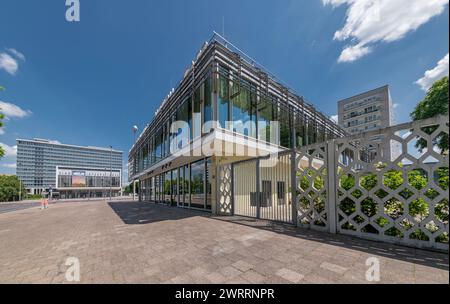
[434,167,449,191]
[399,188,414,200]
[314,196,326,214]
[298,197,310,213]
[436,232,449,244]
[407,136,428,159]
[385,227,404,239]
[341,222,356,231]
[383,170,403,190]
[399,218,415,231]
[375,188,389,199]
[408,199,430,221]
[407,168,428,190]
[352,215,366,225]
[339,198,355,216]
[361,198,378,218]
[361,224,379,235]
[424,220,440,234]
[409,229,430,242]
[359,173,377,191]
[384,198,404,219]
[339,173,356,191]
[433,131,449,155]
[435,199,449,224]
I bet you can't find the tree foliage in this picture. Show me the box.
[335,167,449,243]
[410,76,449,153]
[0,175,27,202]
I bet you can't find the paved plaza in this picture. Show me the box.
[0,200,448,284]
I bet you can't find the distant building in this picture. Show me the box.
[337,85,400,161]
[16,138,123,198]
[338,85,393,135]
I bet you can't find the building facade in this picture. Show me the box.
[128,34,346,214]
[16,138,122,197]
[337,85,400,161]
[337,85,393,135]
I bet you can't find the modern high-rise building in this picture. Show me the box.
[128,33,346,215]
[16,138,123,198]
[337,85,401,162]
[337,85,394,135]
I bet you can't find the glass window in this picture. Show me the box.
[171,169,178,204]
[154,175,160,203]
[279,105,292,148]
[155,129,162,162]
[190,160,205,209]
[177,97,191,148]
[218,75,229,129]
[203,77,213,133]
[205,159,212,210]
[258,98,276,143]
[193,85,202,139]
[231,83,257,137]
[183,164,189,207]
[164,171,172,204]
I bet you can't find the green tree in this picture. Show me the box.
[0,175,27,202]
[410,76,449,153]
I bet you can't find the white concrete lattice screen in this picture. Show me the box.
[296,115,449,252]
[217,164,233,215]
[295,143,330,232]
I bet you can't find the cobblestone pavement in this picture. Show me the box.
[0,200,448,284]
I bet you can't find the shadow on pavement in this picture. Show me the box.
[107,201,448,271]
[107,201,209,225]
[212,215,449,271]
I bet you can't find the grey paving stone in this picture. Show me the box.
[0,200,447,284]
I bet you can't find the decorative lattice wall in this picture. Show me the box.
[217,164,233,215]
[296,144,329,232]
[295,115,449,252]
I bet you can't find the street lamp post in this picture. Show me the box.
[19,179,22,201]
[132,125,138,201]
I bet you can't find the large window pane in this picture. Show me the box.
[218,75,229,129]
[171,169,178,205]
[205,159,212,210]
[231,83,256,137]
[203,77,213,132]
[279,105,292,148]
[155,175,160,203]
[164,171,172,204]
[183,164,189,207]
[258,98,276,143]
[190,160,205,209]
[193,85,202,139]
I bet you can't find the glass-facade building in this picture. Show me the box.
[16,138,123,196]
[128,34,346,212]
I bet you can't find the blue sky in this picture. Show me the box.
[1,0,449,177]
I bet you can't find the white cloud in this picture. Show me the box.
[0,143,17,157]
[0,53,19,75]
[0,128,4,135]
[0,101,32,119]
[0,48,25,75]
[338,44,372,63]
[323,0,449,62]
[7,48,26,61]
[330,114,339,123]
[2,163,16,169]
[393,103,400,109]
[415,53,449,91]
